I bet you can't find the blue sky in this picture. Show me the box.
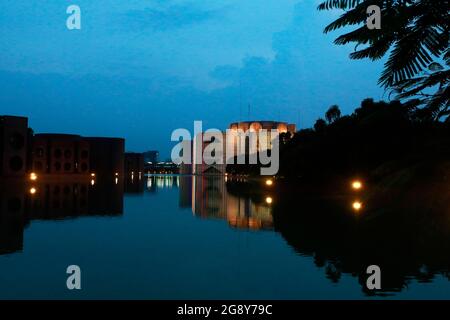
[0,0,385,157]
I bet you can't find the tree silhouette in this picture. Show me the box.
[314,118,327,132]
[325,105,341,123]
[318,0,450,121]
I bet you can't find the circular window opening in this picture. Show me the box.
[54,149,62,158]
[9,156,24,172]
[9,133,25,150]
[64,163,72,171]
[64,149,72,159]
[54,162,61,171]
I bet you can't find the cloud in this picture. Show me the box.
[122,3,226,31]
[206,2,385,127]
[209,65,240,82]
[0,0,386,156]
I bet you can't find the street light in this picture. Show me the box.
[351,180,362,190]
[352,201,362,211]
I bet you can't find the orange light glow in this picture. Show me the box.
[91,173,96,177]
[351,180,362,190]
[265,179,273,186]
[30,172,38,181]
[352,201,363,211]
[30,187,37,195]
[265,196,273,204]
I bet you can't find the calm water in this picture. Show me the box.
[0,174,449,299]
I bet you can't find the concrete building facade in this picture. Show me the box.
[0,115,126,180]
[0,116,29,177]
[32,134,90,175]
[188,120,297,176]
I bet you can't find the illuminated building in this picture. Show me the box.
[179,140,193,175]
[193,131,227,176]
[181,120,296,176]
[227,121,296,157]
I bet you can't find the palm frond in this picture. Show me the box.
[318,0,365,11]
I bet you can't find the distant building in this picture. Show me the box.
[193,131,227,176]
[229,120,296,133]
[178,140,193,175]
[32,134,90,175]
[185,120,297,176]
[124,152,144,179]
[143,150,159,164]
[0,116,29,177]
[228,120,296,156]
[86,137,125,179]
[0,115,126,179]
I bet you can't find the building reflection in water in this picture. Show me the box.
[0,179,26,255]
[146,175,180,194]
[0,172,155,255]
[2,172,449,296]
[0,177,124,255]
[177,175,273,230]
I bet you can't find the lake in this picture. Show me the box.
[0,174,449,299]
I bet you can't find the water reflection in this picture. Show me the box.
[0,177,124,255]
[177,175,273,230]
[352,200,363,212]
[145,175,274,230]
[1,174,449,297]
[269,179,450,296]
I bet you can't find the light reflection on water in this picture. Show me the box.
[0,174,449,299]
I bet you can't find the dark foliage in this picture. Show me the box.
[318,0,450,121]
[279,98,450,179]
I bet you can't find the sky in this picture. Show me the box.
[0,0,385,157]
